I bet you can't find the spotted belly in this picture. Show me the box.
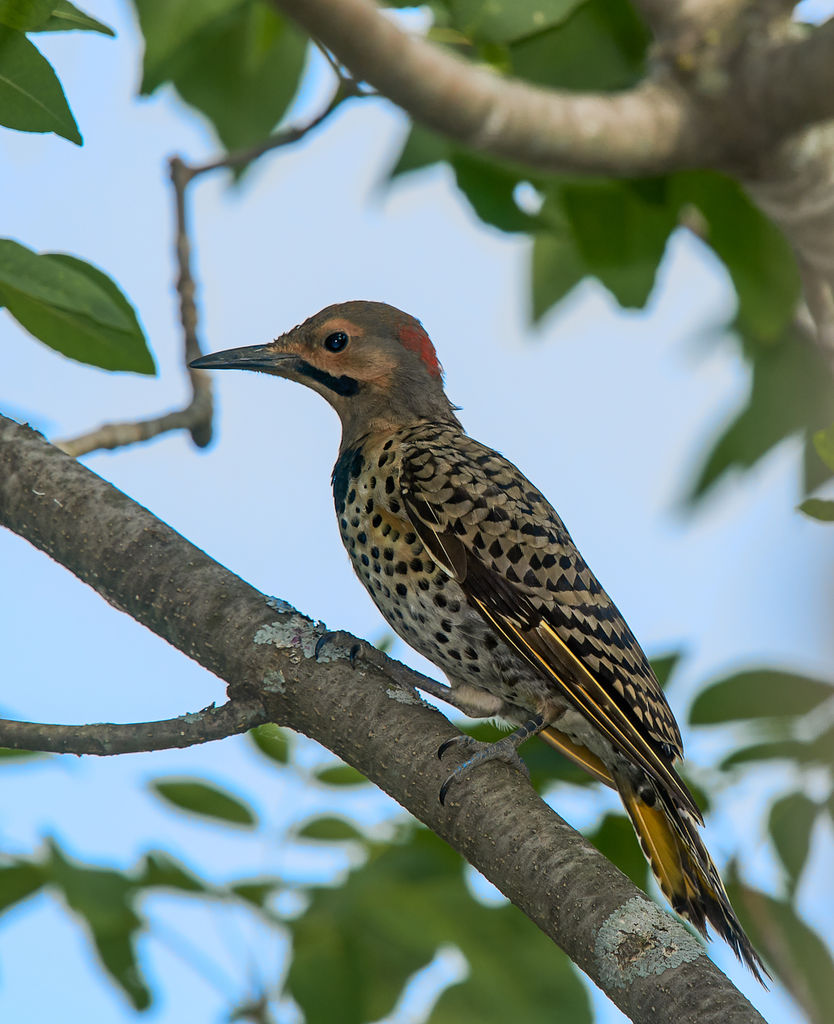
[332,438,561,719]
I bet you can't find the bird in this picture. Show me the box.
[191,300,767,982]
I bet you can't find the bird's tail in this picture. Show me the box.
[615,770,770,985]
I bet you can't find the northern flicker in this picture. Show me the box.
[192,301,767,981]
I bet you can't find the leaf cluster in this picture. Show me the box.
[0,0,309,371]
[688,668,834,1023]
[388,1,834,516]
[0,722,598,1019]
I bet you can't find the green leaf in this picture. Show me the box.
[446,0,583,45]
[726,869,834,1024]
[768,793,818,894]
[0,242,154,372]
[799,498,834,522]
[720,729,833,769]
[690,669,832,725]
[315,762,368,787]
[289,828,590,1024]
[139,851,207,893]
[35,1,115,35]
[650,651,683,690]
[229,878,280,906]
[688,322,834,500]
[150,777,257,827]
[388,123,449,179]
[813,423,834,472]
[451,152,539,233]
[46,841,151,1010]
[429,906,589,1024]
[0,746,46,760]
[560,179,676,307]
[811,724,834,764]
[374,631,395,655]
[0,0,53,30]
[249,722,290,764]
[530,223,586,320]
[297,816,366,842]
[0,241,130,328]
[672,171,800,343]
[0,860,45,911]
[0,27,81,143]
[677,769,711,815]
[509,0,649,91]
[133,0,244,92]
[141,1,307,158]
[532,178,676,316]
[586,812,649,892]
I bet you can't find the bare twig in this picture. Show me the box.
[56,74,366,459]
[55,154,215,458]
[0,699,268,756]
[55,403,210,458]
[181,83,358,181]
[170,155,212,447]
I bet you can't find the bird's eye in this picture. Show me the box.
[324,331,349,353]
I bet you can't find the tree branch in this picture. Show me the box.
[272,0,834,172]
[743,124,834,366]
[269,0,834,356]
[632,0,752,44]
[0,413,765,1024]
[271,0,713,176]
[752,17,834,142]
[0,699,268,756]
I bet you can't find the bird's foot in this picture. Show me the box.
[437,714,545,805]
[314,630,363,667]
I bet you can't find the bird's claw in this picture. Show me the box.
[437,733,478,760]
[437,734,530,805]
[314,632,333,661]
[314,630,363,668]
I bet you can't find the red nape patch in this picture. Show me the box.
[397,323,442,378]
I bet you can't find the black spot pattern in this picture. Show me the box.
[331,423,682,764]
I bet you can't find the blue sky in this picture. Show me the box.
[1,2,832,1022]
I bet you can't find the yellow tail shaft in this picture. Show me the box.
[617,771,769,984]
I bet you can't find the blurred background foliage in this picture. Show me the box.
[1,1,833,1022]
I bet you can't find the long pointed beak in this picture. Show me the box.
[189,344,298,373]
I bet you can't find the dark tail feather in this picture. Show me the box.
[616,770,770,985]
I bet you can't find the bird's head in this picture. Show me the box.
[191,300,460,447]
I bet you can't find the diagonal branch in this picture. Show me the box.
[0,413,765,1024]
